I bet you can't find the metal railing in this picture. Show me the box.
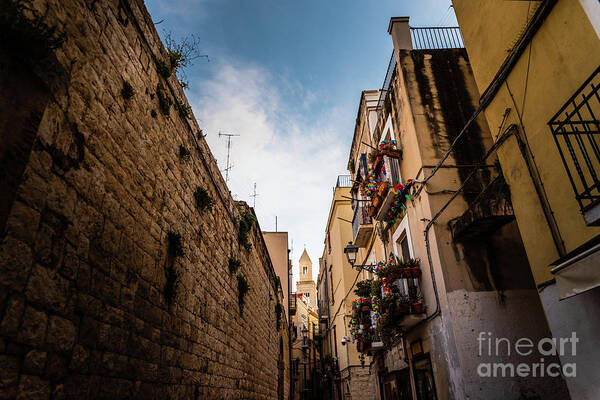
[410,26,464,50]
[352,205,372,241]
[376,50,397,112]
[549,66,600,212]
[335,175,352,188]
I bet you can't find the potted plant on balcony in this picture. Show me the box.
[404,258,421,278]
[397,296,411,314]
[411,300,425,314]
[379,139,402,159]
[354,280,373,298]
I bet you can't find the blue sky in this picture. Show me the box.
[146,0,457,285]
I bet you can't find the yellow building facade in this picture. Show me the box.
[318,178,376,400]
[453,1,600,398]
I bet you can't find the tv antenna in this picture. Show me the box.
[250,182,258,208]
[218,132,240,182]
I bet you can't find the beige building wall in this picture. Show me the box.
[321,184,375,399]
[263,231,291,316]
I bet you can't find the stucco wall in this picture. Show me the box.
[0,0,281,398]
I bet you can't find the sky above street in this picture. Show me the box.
[145,0,457,286]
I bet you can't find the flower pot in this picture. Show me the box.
[368,206,377,217]
[361,305,371,312]
[412,301,425,314]
[409,267,420,278]
[397,304,410,314]
[372,195,382,209]
[378,181,389,197]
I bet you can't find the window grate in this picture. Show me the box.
[549,66,600,212]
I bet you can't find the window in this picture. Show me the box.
[303,266,308,275]
[399,233,411,261]
[414,354,438,400]
[304,293,310,300]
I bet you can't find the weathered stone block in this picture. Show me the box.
[0,238,34,291]
[46,316,76,352]
[16,375,50,400]
[18,307,47,347]
[25,265,69,313]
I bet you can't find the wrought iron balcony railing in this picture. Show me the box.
[410,26,464,50]
[549,66,600,223]
[352,204,373,248]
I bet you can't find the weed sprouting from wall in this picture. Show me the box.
[197,129,205,140]
[156,58,171,78]
[0,1,65,65]
[167,231,184,258]
[194,187,214,213]
[157,88,171,116]
[237,275,249,316]
[121,80,134,99]
[228,257,241,274]
[237,207,257,250]
[179,145,191,160]
[165,231,184,305]
[175,99,191,119]
[163,31,208,90]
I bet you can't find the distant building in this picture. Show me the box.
[296,249,316,310]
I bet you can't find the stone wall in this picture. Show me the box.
[0,0,282,398]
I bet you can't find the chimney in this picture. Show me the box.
[388,17,412,51]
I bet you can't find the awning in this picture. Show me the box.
[552,242,600,299]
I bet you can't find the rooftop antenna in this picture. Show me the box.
[250,182,258,208]
[218,132,240,182]
[275,216,278,232]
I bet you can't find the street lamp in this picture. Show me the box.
[301,326,309,400]
[344,242,376,273]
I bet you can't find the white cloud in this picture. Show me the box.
[189,59,353,286]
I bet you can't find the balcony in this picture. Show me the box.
[289,293,297,316]
[375,156,402,221]
[352,205,373,248]
[409,26,464,50]
[449,174,515,241]
[548,66,600,225]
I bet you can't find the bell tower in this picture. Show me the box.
[296,248,316,310]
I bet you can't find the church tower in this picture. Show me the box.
[296,248,317,310]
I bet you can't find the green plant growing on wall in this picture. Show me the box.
[275,302,283,330]
[349,158,355,173]
[164,231,184,305]
[179,145,191,160]
[237,275,249,316]
[197,129,205,140]
[228,257,241,274]
[0,1,65,65]
[163,31,208,88]
[194,187,214,213]
[121,80,134,99]
[167,231,184,258]
[237,207,257,250]
[156,58,171,78]
[157,88,171,115]
[175,99,192,119]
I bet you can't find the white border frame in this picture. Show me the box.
[391,214,414,259]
